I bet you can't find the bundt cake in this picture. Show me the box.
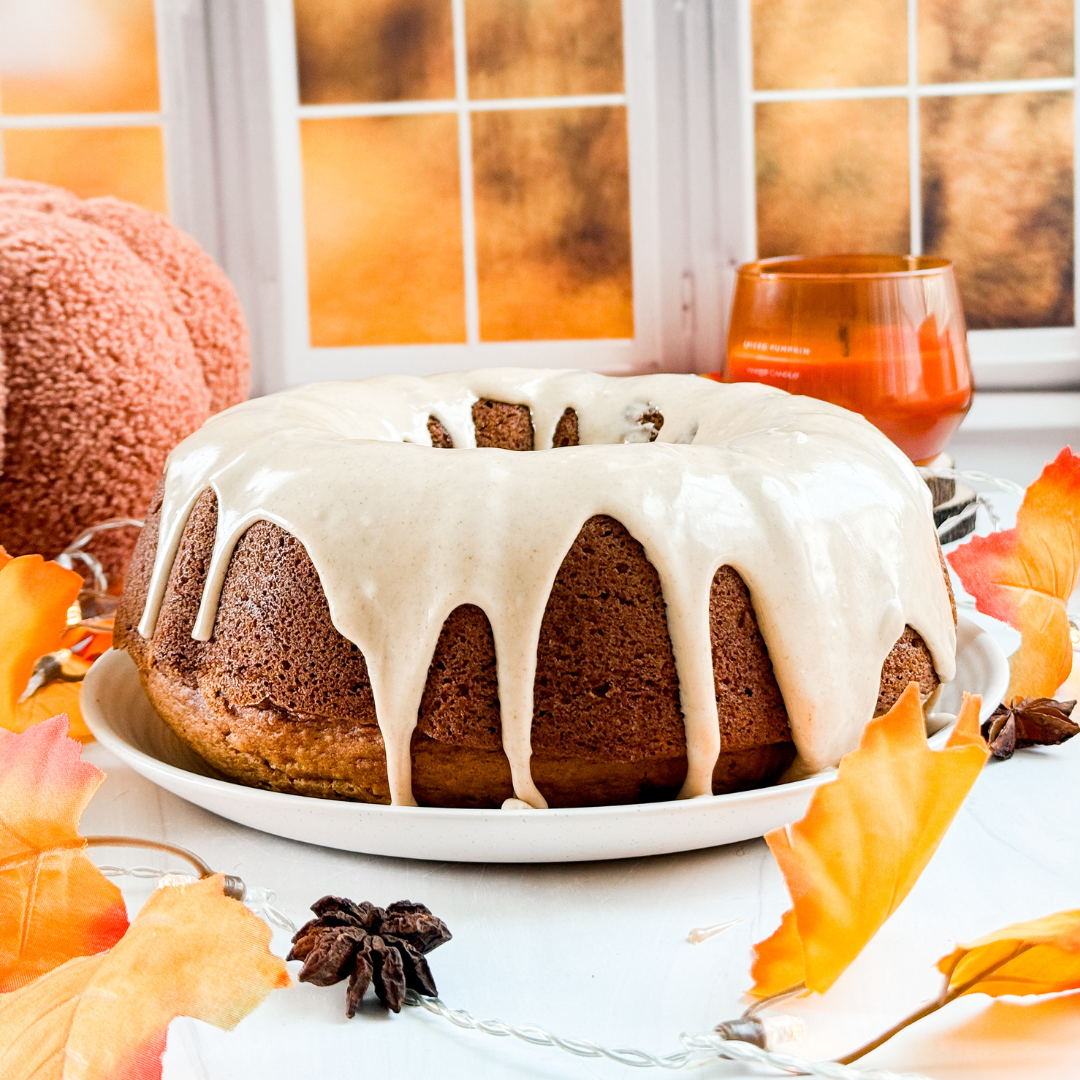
[114,370,957,809]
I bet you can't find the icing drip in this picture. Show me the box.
[137,369,957,807]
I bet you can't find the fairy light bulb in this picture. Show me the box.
[714,1013,804,1050]
[158,872,198,888]
[761,1013,805,1047]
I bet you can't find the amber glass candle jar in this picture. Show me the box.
[725,255,974,464]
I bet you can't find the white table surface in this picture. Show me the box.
[77,488,1080,1080]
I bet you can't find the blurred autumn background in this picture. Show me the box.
[0,0,1074,342]
[754,0,1074,330]
[295,0,632,346]
[0,0,165,212]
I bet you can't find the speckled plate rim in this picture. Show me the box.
[82,616,1007,864]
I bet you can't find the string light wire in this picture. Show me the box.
[95,862,296,933]
[100,862,930,1078]
[403,991,932,1080]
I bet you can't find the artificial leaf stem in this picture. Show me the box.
[84,835,245,899]
[84,835,213,878]
[835,942,1035,1065]
[741,982,807,1019]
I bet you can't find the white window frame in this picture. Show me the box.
[0,0,219,257]
[156,0,221,255]
[141,0,1080,395]
[705,0,1080,392]
[204,0,701,394]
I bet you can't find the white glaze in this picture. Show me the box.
[137,369,956,807]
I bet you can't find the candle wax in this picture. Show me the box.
[726,323,972,464]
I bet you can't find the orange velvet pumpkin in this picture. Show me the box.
[0,180,248,581]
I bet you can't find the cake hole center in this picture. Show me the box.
[427,402,665,450]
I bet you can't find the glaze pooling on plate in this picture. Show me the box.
[136,369,956,808]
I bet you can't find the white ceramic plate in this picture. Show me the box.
[82,617,1007,864]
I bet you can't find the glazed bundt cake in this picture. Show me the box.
[114,370,956,809]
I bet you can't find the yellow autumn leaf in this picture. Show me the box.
[938,908,1080,999]
[751,684,988,996]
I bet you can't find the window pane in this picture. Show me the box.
[466,0,624,99]
[2,126,166,212]
[919,0,1072,84]
[756,98,909,258]
[0,0,158,115]
[751,0,906,90]
[294,0,454,104]
[301,115,466,346]
[472,106,632,341]
[922,92,1073,329]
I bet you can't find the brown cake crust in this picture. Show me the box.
[115,400,947,808]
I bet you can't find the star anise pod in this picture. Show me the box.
[288,896,451,1015]
[982,697,1079,760]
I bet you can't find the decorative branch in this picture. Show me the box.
[835,943,1035,1065]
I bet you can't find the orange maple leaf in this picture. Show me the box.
[11,674,92,743]
[0,716,128,991]
[938,908,1080,999]
[948,446,1080,700]
[0,549,84,732]
[750,684,988,997]
[0,874,290,1080]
